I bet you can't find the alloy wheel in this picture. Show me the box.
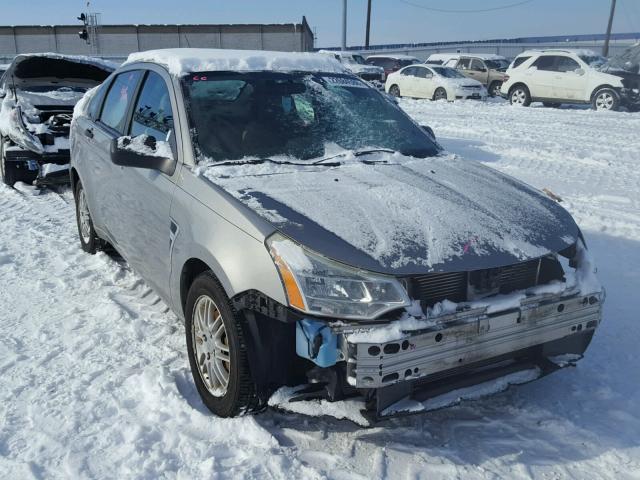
[77,188,92,244]
[192,295,231,397]
[511,89,526,105]
[595,91,614,110]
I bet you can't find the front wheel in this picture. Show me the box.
[74,180,102,254]
[488,81,502,97]
[388,85,400,97]
[185,272,262,417]
[592,87,620,111]
[509,85,531,106]
[433,87,448,101]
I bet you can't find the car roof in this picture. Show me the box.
[367,54,420,60]
[124,48,347,76]
[515,48,599,57]
[430,53,507,61]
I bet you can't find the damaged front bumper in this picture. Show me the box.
[4,147,70,187]
[292,287,603,420]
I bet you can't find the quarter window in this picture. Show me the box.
[513,56,531,68]
[130,71,175,142]
[99,70,142,133]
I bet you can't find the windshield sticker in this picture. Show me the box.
[321,76,368,88]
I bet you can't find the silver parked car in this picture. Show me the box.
[70,49,604,421]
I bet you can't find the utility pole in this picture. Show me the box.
[342,0,347,51]
[603,0,617,57]
[365,0,372,49]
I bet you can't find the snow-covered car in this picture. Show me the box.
[0,53,114,186]
[70,48,604,421]
[500,49,640,111]
[385,64,487,101]
[318,50,385,83]
[427,53,510,97]
[365,54,421,77]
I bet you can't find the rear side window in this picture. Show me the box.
[130,71,175,142]
[532,56,557,71]
[99,70,143,133]
[513,56,531,68]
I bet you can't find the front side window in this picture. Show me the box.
[470,59,486,71]
[556,56,580,73]
[457,58,472,69]
[401,67,417,76]
[99,70,143,133]
[414,67,432,78]
[181,71,440,162]
[130,71,175,142]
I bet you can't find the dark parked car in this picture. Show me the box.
[70,48,603,422]
[366,54,421,77]
[0,53,114,187]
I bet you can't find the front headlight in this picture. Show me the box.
[267,233,411,320]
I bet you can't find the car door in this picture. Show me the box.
[81,69,144,242]
[398,67,417,96]
[112,68,181,300]
[467,58,490,85]
[412,66,436,99]
[528,55,558,99]
[552,56,588,100]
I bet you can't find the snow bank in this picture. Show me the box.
[125,48,347,76]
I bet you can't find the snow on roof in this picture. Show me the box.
[125,48,347,76]
[366,54,420,60]
[516,48,599,57]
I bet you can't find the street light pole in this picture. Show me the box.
[603,0,617,57]
[342,0,347,51]
[365,0,372,49]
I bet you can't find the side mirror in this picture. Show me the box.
[421,125,436,140]
[575,68,585,76]
[110,134,175,176]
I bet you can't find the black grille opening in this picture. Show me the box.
[408,256,564,310]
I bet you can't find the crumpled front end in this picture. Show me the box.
[280,239,604,422]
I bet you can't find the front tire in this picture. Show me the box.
[74,180,102,254]
[592,87,620,111]
[509,85,531,106]
[433,87,447,101]
[185,272,262,417]
[488,81,502,97]
[389,85,400,97]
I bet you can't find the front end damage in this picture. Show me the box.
[239,240,604,423]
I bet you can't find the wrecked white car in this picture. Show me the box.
[0,53,114,187]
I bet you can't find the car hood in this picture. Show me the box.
[201,153,579,275]
[441,77,484,88]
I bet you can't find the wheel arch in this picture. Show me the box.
[180,256,231,316]
[508,82,529,95]
[590,84,618,101]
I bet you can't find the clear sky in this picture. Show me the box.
[2,0,638,47]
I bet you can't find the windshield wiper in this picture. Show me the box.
[205,157,343,168]
[313,148,396,165]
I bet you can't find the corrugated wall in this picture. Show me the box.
[0,21,314,64]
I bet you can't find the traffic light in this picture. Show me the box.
[78,12,89,44]
[78,28,88,41]
[77,13,86,22]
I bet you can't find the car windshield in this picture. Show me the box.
[485,59,510,71]
[580,54,607,68]
[431,67,466,78]
[20,85,88,93]
[182,72,440,162]
[352,55,367,65]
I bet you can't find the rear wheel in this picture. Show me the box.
[433,87,447,101]
[389,85,400,97]
[185,272,262,417]
[74,180,102,254]
[592,87,620,111]
[509,85,531,106]
[488,81,502,97]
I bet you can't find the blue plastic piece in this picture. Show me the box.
[296,319,338,368]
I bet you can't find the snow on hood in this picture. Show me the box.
[201,152,579,274]
[345,63,384,75]
[124,48,348,76]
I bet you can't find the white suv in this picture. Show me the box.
[500,49,637,111]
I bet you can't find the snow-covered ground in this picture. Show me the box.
[1,98,639,479]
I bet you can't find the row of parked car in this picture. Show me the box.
[321,45,640,112]
[0,47,605,422]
